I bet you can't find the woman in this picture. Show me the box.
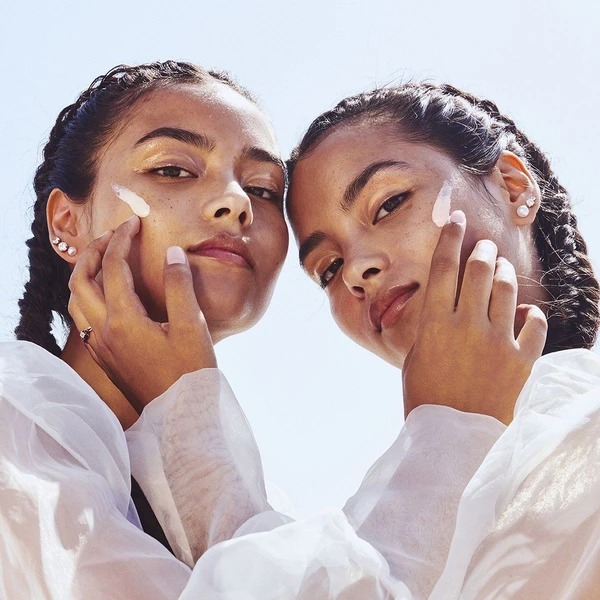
[3,62,514,599]
[287,83,600,598]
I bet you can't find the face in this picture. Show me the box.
[82,82,288,342]
[288,122,529,367]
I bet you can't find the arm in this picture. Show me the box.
[431,349,600,600]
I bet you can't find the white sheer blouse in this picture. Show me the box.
[0,340,598,599]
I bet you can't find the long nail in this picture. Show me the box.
[167,246,186,265]
[449,210,466,224]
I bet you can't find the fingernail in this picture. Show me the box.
[167,246,186,265]
[449,210,466,224]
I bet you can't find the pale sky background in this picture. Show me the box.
[1,0,599,518]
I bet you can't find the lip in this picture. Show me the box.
[188,235,253,269]
[369,283,419,332]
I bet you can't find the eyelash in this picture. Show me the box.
[317,191,410,288]
[244,186,282,205]
[148,168,281,204]
[151,165,196,178]
[319,258,343,288]
[373,192,409,224]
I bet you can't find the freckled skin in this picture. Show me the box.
[84,83,289,342]
[288,123,542,367]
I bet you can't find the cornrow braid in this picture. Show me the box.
[16,61,255,356]
[288,82,600,354]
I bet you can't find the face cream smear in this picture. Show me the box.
[112,184,151,218]
[431,180,453,227]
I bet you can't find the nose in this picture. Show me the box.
[204,181,254,229]
[342,252,388,298]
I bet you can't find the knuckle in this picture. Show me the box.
[430,254,455,276]
[467,257,494,277]
[493,276,517,295]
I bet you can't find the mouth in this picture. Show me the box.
[369,283,419,332]
[188,235,253,269]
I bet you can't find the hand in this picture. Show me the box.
[402,211,547,425]
[68,216,216,413]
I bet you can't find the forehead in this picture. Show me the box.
[109,82,277,152]
[288,123,454,228]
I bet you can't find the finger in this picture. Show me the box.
[488,257,518,332]
[422,210,466,316]
[457,239,498,319]
[102,216,147,316]
[68,301,100,357]
[516,304,548,358]
[164,246,210,332]
[68,230,113,325]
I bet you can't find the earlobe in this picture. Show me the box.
[46,188,86,264]
[495,151,541,226]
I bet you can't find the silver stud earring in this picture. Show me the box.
[57,241,69,252]
[525,197,536,208]
[51,236,61,246]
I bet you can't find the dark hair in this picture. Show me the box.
[16,60,256,356]
[288,83,600,354]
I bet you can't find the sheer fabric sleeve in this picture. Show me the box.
[430,349,600,599]
[125,369,273,565]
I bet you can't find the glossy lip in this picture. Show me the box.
[369,283,419,332]
[188,235,253,269]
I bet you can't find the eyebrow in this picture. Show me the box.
[135,127,217,150]
[242,146,286,180]
[135,127,285,179]
[298,160,413,268]
[342,160,411,211]
[298,231,328,269]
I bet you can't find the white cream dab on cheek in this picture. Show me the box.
[111,184,151,218]
[431,180,453,227]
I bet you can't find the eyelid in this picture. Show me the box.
[372,190,411,224]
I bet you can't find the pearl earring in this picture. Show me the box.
[52,236,77,256]
[517,197,537,219]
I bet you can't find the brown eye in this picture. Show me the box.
[319,258,343,288]
[373,193,408,224]
[244,186,282,204]
[153,166,195,178]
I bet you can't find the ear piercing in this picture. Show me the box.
[52,236,77,256]
[517,197,537,218]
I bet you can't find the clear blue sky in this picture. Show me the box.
[2,0,599,517]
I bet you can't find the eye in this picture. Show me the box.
[319,257,343,288]
[373,192,408,224]
[244,185,282,204]
[152,166,196,178]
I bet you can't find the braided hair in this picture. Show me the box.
[16,60,255,356]
[288,83,600,354]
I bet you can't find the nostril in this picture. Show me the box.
[352,285,365,296]
[214,207,230,218]
[238,211,247,225]
[362,267,380,280]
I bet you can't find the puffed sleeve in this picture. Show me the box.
[430,349,600,599]
[125,368,274,565]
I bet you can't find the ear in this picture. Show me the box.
[46,188,89,265]
[489,151,541,226]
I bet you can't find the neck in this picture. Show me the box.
[61,328,139,429]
